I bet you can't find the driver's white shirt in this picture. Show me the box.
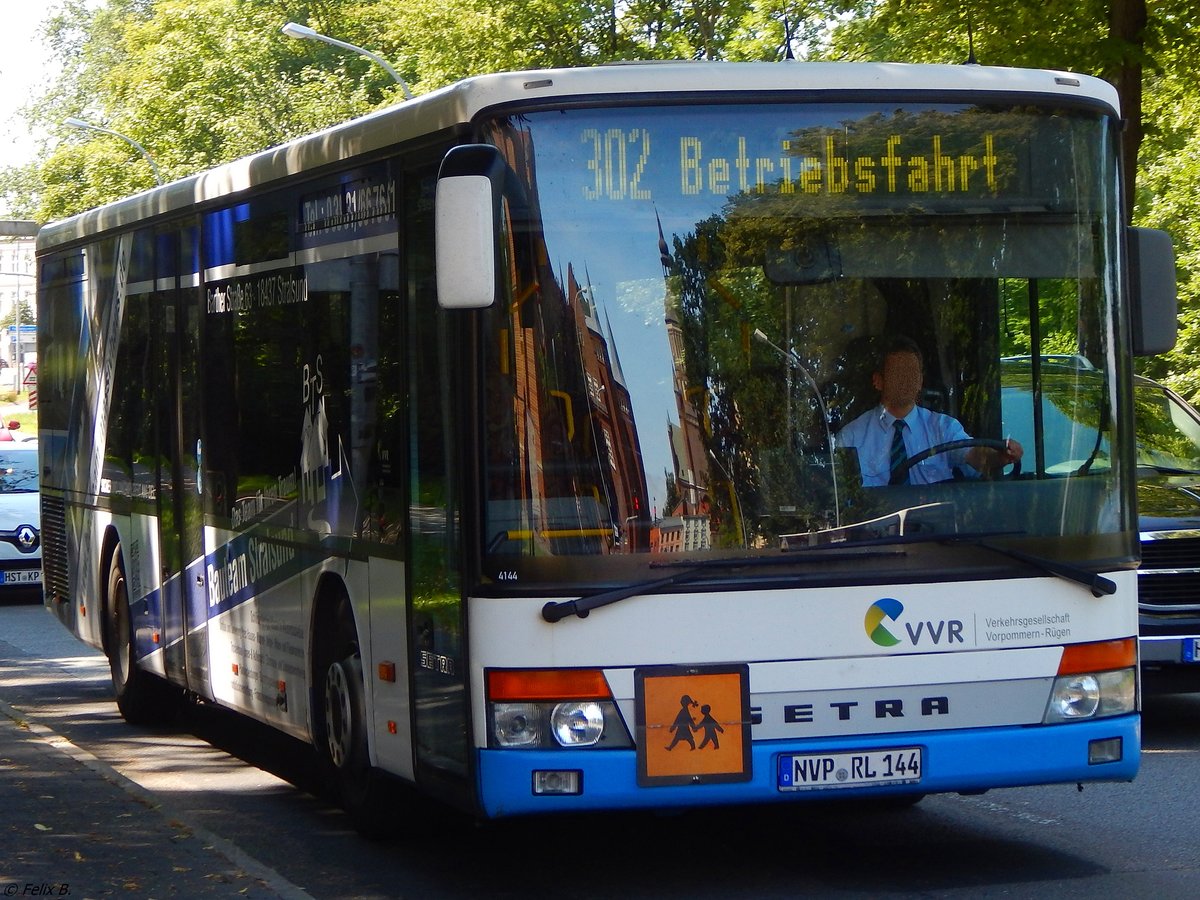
[836,404,975,486]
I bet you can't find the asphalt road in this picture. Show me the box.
[2,598,1199,899]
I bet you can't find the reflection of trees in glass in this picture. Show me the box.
[999,278,1098,360]
[667,214,845,545]
[661,107,1109,543]
[1134,389,1200,470]
[1002,366,1110,475]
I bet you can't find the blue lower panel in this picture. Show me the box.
[477,716,1140,818]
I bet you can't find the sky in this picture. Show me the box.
[0,5,59,172]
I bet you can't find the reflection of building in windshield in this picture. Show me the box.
[652,216,715,553]
[568,267,651,551]
[503,263,652,553]
[488,121,651,555]
[659,292,713,549]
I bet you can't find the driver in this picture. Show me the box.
[836,335,1023,486]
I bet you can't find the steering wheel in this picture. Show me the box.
[888,438,1021,485]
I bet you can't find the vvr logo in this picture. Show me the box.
[864,598,964,647]
[864,598,904,646]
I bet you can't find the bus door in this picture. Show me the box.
[403,163,472,794]
[155,225,212,698]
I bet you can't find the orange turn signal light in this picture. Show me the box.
[488,668,611,701]
[1058,638,1136,675]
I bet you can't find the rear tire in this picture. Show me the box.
[106,543,180,725]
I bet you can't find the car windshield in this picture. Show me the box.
[1134,381,1200,474]
[0,450,38,492]
[476,100,1132,588]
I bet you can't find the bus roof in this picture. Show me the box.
[37,61,1118,254]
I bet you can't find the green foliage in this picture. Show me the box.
[5,0,1200,408]
[823,1,1119,70]
[1134,66,1200,401]
[5,0,863,220]
[384,0,618,80]
[825,0,1200,408]
[0,297,35,331]
[20,0,396,220]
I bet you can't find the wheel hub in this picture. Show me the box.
[324,659,355,769]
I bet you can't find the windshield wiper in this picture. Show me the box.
[790,529,1116,597]
[947,536,1116,598]
[540,549,904,623]
[541,533,1116,623]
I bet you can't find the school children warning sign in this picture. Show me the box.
[635,664,752,786]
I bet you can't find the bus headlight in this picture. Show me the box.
[551,701,605,746]
[1046,673,1099,720]
[493,702,542,747]
[489,700,631,748]
[486,668,634,749]
[1043,669,1135,723]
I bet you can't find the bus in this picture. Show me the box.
[36,61,1177,828]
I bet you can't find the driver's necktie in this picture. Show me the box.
[890,419,909,484]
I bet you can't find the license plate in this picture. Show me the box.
[2,569,42,585]
[778,746,922,791]
[1185,639,1200,663]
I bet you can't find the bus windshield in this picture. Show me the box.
[478,101,1131,586]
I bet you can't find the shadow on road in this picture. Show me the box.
[4,613,1196,899]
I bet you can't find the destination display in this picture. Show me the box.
[544,103,1101,212]
[583,128,999,200]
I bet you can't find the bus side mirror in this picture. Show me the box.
[1129,226,1177,356]
[435,144,507,310]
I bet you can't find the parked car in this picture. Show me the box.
[1130,375,1200,691]
[1001,361,1200,691]
[0,442,40,600]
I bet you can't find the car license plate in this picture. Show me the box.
[778,747,922,791]
[2,569,41,585]
[1185,639,1200,663]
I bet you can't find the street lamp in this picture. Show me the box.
[64,117,164,186]
[282,22,414,100]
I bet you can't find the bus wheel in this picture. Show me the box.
[318,601,391,837]
[324,652,365,771]
[105,544,179,725]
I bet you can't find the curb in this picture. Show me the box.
[0,695,315,900]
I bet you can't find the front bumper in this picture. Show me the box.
[476,716,1140,818]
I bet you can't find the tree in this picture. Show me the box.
[1126,62,1200,400]
[4,1,860,220]
[23,0,386,220]
[820,0,1200,221]
[7,0,1198,406]
[0,297,35,331]
[820,0,1200,402]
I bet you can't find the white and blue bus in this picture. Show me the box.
[37,62,1176,827]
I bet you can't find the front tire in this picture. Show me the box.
[316,592,392,836]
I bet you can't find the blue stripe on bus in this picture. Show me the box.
[130,583,164,662]
[476,716,1140,817]
[130,530,319,662]
[201,531,313,618]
